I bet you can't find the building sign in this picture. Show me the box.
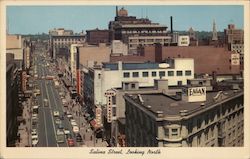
[187,87,206,102]
[105,89,116,123]
[95,107,102,127]
[231,53,240,65]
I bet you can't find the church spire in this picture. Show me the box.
[212,19,218,41]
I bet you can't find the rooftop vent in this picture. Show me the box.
[138,94,144,104]
[179,110,188,116]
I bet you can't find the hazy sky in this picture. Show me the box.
[7,5,244,35]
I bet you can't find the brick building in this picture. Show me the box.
[86,29,111,45]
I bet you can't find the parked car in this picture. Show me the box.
[67,138,74,147]
[31,133,39,146]
[59,114,64,120]
[76,133,83,142]
[63,129,70,135]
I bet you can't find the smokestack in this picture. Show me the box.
[116,6,118,17]
[170,16,173,33]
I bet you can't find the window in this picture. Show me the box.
[197,135,201,146]
[197,118,201,129]
[151,71,157,77]
[177,71,183,76]
[165,128,169,138]
[168,71,174,76]
[171,128,178,137]
[142,72,149,77]
[131,83,136,89]
[177,81,182,86]
[159,71,165,77]
[132,72,139,77]
[123,72,130,78]
[112,96,116,105]
[185,70,192,76]
[112,107,116,117]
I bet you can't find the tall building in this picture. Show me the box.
[212,20,218,41]
[124,79,243,147]
[224,24,244,45]
[49,28,85,60]
[109,7,168,53]
[6,53,20,146]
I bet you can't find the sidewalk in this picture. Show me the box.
[63,91,107,147]
[16,98,32,147]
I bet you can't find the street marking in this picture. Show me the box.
[46,66,69,147]
[39,63,49,147]
[45,75,59,147]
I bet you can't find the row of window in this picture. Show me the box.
[123,70,192,78]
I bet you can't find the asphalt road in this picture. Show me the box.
[33,48,76,147]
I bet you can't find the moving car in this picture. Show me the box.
[53,111,59,117]
[55,118,61,125]
[43,98,48,107]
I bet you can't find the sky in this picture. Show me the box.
[7,5,244,35]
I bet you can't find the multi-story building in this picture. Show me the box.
[86,28,111,45]
[95,58,194,106]
[141,44,241,77]
[49,28,85,59]
[224,24,244,45]
[6,34,24,68]
[128,36,171,53]
[79,43,111,67]
[82,58,194,130]
[109,7,168,53]
[124,79,243,147]
[6,53,20,146]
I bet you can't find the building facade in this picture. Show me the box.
[109,7,168,54]
[6,54,20,146]
[86,29,111,45]
[124,80,243,147]
[128,36,171,53]
[50,35,85,59]
[94,59,194,106]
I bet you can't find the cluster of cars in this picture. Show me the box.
[31,104,39,147]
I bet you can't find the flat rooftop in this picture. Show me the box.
[126,90,243,117]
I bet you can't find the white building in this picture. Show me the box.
[178,35,190,46]
[111,40,128,56]
[93,58,194,105]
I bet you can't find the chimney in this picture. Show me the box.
[170,16,173,34]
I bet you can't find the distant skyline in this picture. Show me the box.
[7,5,243,35]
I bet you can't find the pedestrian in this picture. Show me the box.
[90,135,92,140]
[83,134,85,140]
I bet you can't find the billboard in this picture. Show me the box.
[231,53,240,65]
[187,87,206,102]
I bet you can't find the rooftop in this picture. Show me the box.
[125,89,243,117]
[102,61,174,70]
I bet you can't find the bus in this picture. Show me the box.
[56,129,64,143]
